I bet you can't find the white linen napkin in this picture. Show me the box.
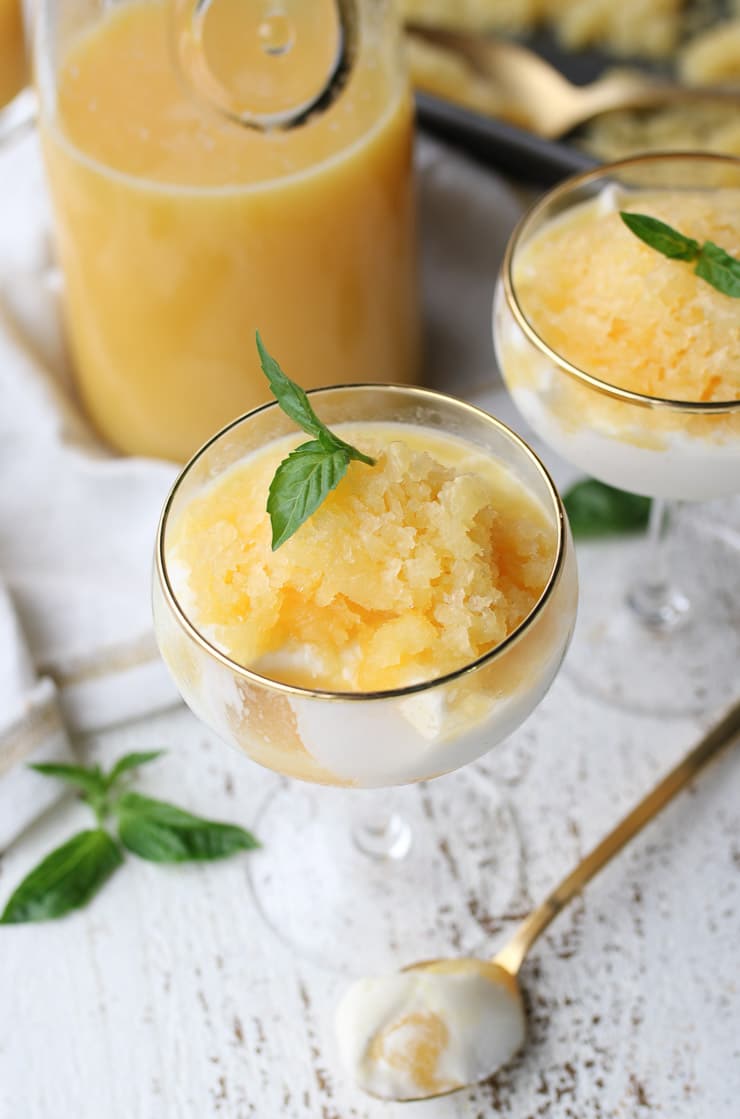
[0,583,75,850]
[0,128,526,846]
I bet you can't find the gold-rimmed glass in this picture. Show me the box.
[153,384,577,970]
[493,152,740,716]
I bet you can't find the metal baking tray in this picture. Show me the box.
[412,11,730,185]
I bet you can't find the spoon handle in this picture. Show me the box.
[494,696,740,977]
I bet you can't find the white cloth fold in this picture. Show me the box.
[0,128,526,842]
[0,584,76,849]
[0,286,180,735]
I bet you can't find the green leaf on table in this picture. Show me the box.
[29,761,106,800]
[0,829,123,924]
[694,241,740,299]
[116,792,260,863]
[257,332,375,549]
[105,750,165,790]
[564,478,651,539]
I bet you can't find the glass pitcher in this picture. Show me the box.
[0,0,27,109]
[34,0,420,461]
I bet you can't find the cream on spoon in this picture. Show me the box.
[336,959,524,1100]
[336,697,740,1101]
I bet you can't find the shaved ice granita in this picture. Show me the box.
[169,426,554,695]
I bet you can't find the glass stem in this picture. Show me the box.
[352,791,412,861]
[626,498,691,632]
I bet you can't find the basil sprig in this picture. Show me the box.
[257,333,375,549]
[620,212,740,298]
[1,831,123,925]
[117,792,258,863]
[1,751,258,924]
[564,478,651,539]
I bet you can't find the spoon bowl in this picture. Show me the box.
[336,956,525,1101]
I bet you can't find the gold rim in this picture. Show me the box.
[501,151,740,416]
[155,384,569,702]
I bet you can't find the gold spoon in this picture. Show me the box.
[405,24,740,140]
[336,696,740,1101]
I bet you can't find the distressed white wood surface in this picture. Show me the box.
[2,387,740,1119]
[1,131,738,1114]
[2,628,739,1118]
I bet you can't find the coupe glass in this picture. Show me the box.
[153,384,577,970]
[493,153,740,717]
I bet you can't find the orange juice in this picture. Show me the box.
[0,0,26,108]
[41,1,419,461]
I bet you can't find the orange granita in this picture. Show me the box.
[169,423,555,692]
[514,188,740,403]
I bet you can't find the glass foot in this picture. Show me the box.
[352,809,413,861]
[566,509,740,717]
[626,579,691,633]
[247,767,525,973]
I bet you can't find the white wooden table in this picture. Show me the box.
[1,133,739,1119]
[2,382,739,1119]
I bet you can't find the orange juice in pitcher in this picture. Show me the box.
[0,0,26,107]
[36,0,420,461]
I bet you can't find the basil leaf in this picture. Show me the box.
[695,241,740,299]
[29,761,106,799]
[620,214,740,299]
[256,332,329,441]
[256,334,375,547]
[619,212,700,261]
[325,432,375,467]
[0,830,123,924]
[564,478,651,539]
[105,750,165,790]
[267,440,350,550]
[116,792,259,862]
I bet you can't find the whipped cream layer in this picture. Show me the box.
[494,286,740,503]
